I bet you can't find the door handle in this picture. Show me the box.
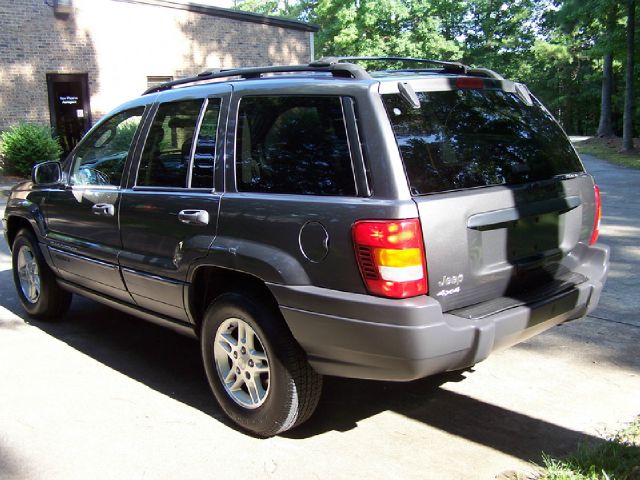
[92,203,115,216]
[178,209,209,226]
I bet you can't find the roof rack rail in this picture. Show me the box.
[142,63,370,95]
[312,56,470,75]
[142,57,504,96]
[465,67,504,80]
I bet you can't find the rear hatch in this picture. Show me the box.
[381,78,596,315]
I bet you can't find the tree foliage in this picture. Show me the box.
[0,124,62,177]
[235,0,640,136]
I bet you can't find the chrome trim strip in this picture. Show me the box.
[121,267,186,286]
[49,247,118,271]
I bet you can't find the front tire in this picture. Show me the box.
[12,229,72,320]
[201,292,322,437]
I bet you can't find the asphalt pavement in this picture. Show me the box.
[0,155,638,480]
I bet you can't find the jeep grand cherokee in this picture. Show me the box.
[3,57,609,436]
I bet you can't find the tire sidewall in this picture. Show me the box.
[201,293,298,437]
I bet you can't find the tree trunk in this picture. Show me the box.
[597,5,617,138]
[623,0,636,151]
[597,53,615,137]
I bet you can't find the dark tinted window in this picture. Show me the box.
[382,90,583,195]
[190,99,220,189]
[71,107,144,186]
[236,96,356,196]
[137,100,202,188]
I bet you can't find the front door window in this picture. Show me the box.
[70,107,144,187]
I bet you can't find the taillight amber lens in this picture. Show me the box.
[589,185,602,245]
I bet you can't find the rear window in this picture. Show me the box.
[382,89,583,195]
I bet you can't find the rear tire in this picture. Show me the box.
[12,229,72,320]
[201,291,322,437]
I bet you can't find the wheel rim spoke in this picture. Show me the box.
[246,377,261,405]
[228,373,245,392]
[237,321,247,345]
[245,329,257,351]
[216,332,236,358]
[223,367,236,384]
[250,350,267,361]
[253,362,269,374]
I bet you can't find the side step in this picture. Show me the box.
[57,279,197,338]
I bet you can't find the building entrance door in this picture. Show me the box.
[46,73,91,156]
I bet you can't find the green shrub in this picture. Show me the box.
[0,124,62,177]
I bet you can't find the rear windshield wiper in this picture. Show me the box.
[398,82,421,109]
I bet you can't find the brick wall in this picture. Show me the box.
[0,0,312,131]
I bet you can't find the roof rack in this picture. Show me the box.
[142,63,370,95]
[142,56,504,95]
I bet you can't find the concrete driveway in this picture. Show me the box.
[0,155,638,480]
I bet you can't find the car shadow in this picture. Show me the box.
[0,268,606,464]
[286,376,601,463]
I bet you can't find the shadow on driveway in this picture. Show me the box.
[0,269,604,465]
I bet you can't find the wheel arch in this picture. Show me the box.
[187,265,282,335]
[6,215,37,251]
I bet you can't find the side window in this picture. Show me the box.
[71,107,144,186]
[137,100,203,188]
[235,96,356,196]
[191,99,221,189]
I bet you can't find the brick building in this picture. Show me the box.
[0,0,316,153]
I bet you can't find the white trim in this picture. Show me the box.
[378,265,423,282]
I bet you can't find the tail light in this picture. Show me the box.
[352,219,428,299]
[589,184,602,245]
[456,77,484,89]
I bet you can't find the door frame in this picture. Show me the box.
[46,72,92,133]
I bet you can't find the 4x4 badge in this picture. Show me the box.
[436,287,460,297]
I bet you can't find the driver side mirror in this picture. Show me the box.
[32,161,62,186]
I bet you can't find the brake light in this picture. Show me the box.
[589,185,602,245]
[352,219,428,298]
[456,77,484,89]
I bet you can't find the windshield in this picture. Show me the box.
[382,89,583,195]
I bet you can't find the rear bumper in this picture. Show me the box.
[268,244,609,381]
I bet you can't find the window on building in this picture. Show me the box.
[70,107,144,187]
[235,96,356,196]
[146,76,173,90]
[137,100,203,188]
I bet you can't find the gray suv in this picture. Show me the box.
[3,57,609,437]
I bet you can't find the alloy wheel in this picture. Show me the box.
[16,245,40,304]
[213,317,271,409]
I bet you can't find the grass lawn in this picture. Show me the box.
[536,417,640,480]
[573,137,640,169]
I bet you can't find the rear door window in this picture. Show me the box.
[137,100,203,188]
[235,96,356,196]
[382,89,584,195]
